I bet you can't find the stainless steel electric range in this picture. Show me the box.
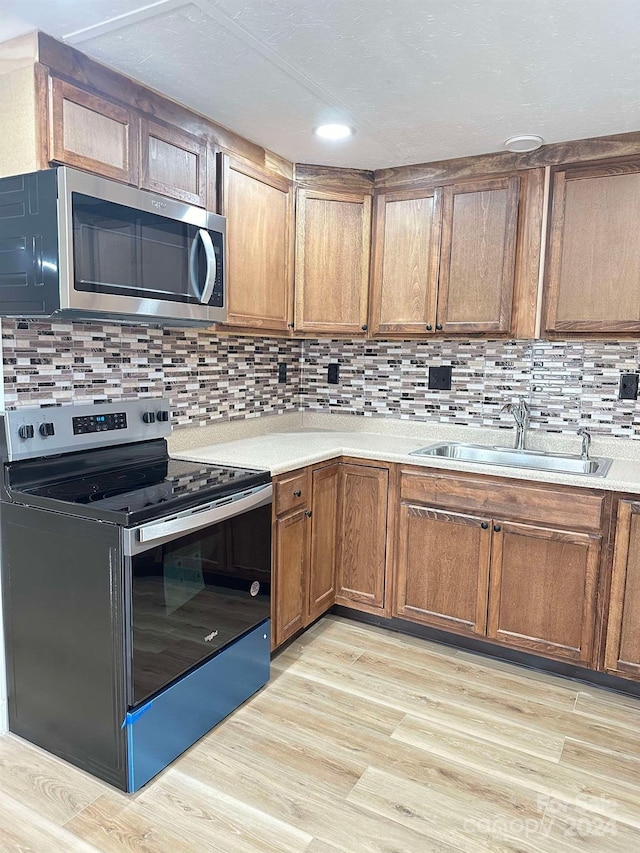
[0,399,272,791]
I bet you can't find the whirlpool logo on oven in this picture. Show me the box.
[204,630,219,642]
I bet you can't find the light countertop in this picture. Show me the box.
[168,413,640,494]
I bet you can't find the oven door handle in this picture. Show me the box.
[125,483,272,555]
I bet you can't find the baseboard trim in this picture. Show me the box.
[331,605,640,699]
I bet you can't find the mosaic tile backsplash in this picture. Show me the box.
[3,319,640,438]
[0,320,302,428]
[301,339,640,438]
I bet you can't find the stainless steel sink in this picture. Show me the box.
[410,442,612,477]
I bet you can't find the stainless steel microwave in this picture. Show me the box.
[0,167,226,326]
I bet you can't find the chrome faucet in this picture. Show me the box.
[577,428,591,460]
[501,397,530,450]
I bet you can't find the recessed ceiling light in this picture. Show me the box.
[314,123,354,141]
[504,134,544,153]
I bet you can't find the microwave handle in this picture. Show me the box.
[188,229,217,304]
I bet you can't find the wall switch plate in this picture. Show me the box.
[277,362,287,384]
[428,365,452,390]
[619,372,639,400]
[328,363,340,384]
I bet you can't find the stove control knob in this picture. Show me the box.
[157,410,169,422]
[39,422,55,437]
[18,424,34,440]
[142,412,156,424]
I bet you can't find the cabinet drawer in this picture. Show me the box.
[400,468,604,532]
[275,470,309,516]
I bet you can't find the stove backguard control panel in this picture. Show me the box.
[3,399,171,461]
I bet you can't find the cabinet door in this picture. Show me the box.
[140,119,206,206]
[604,501,640,679]
[295,189,372,335]
[273,509,308,648]
[49,77,138,184]
[308,464,340,622]
[219,152,294,331]
[545,163,640,333]
[395,506,491,635]
[437,177,519,334]
[369,189,441,335]
[336,464,388,612]
[487,521,601,664]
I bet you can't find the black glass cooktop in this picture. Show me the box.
[15,457,270,525]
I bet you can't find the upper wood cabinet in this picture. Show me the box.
[369,188,441,335]
[486,521,601,664]
[219,152,294,332]
[140,119,206,206]
[49,77,138,184]
[438,177,519,334]
[604,500,640,679]
[295,188,372,335]
[544,161,640,333]
[369,176,520,335]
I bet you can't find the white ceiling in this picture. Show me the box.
[1,0,639,169]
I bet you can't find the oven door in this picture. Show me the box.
[123,485,271,707]
[56,167,226,324]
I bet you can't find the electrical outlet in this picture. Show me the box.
[277,362,287,384]
[328,363,340,385]
[619,372,639,400]
[428,365,452,391]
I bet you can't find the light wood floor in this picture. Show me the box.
[2,615,640,852]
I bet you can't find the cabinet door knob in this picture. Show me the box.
[293,489,302,497]
[493,524,501,532]
[426,324,433,331]
[361,324,368,331]
[481,522,489,529]
[305,510,312,518]
[288,322,294,328]
[436,323,443,331]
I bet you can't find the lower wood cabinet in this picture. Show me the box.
[273,460,617,675]
[272,460,389,647]
[273,507,309,645]
[336,463,389,612]
[393,468,604,665]
[395,506,491,635]
[272,463,340,648]
[604,500,640,679]
[487,521,601,664]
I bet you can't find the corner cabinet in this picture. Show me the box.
[544,160,640,333]
[219,152,294,332]
[294,188,372,335]
[272,464,340,649]
[336,463,389,613]
[604,500,640,679]
[369,176,520,336]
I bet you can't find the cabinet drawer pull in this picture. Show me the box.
[481,521,489,529]
[293,489,302,497]
[493,524,501,532]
